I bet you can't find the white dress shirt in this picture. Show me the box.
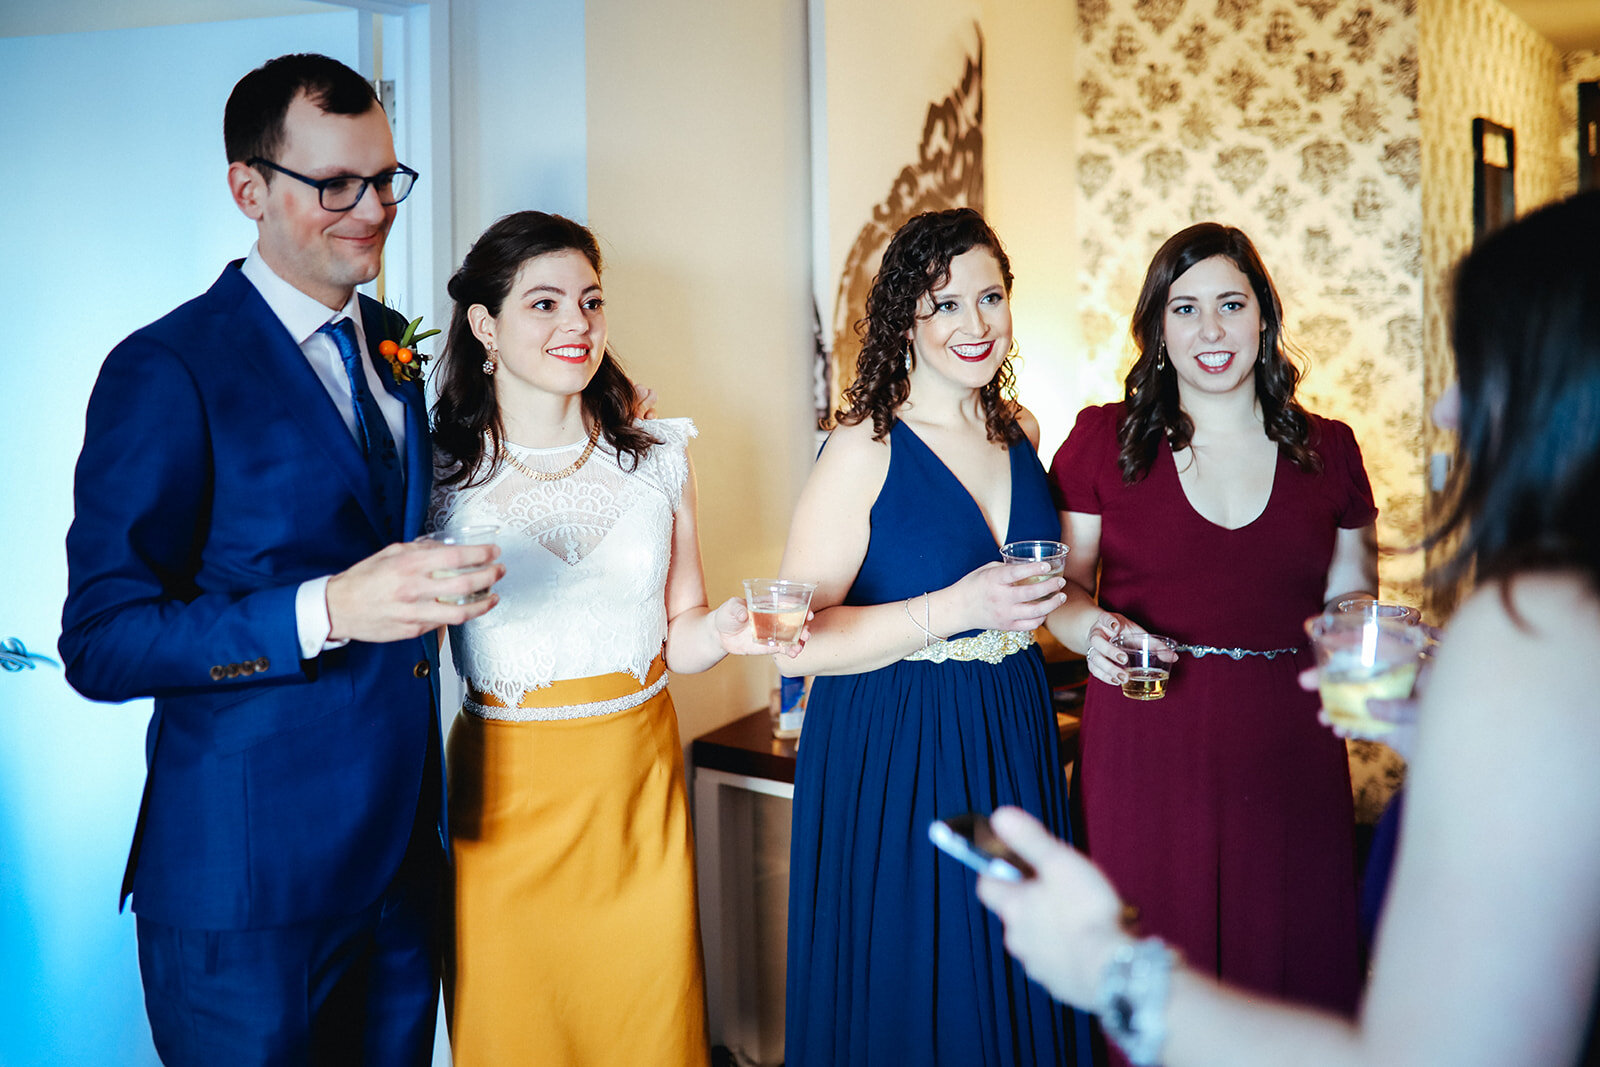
[240,246,411,659]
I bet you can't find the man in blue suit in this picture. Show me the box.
[60,54,500,1064]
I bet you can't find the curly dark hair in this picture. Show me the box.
[432,211,656,487]
[834,207,1023,445]
[1430,190,1600,596]
[1117,222,1319,483]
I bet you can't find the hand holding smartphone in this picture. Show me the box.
[928,812,1036,882]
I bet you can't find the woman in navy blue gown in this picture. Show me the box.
[779,208,1094,1066]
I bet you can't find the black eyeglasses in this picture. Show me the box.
[248,157,419,211]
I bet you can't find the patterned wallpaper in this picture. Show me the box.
[1074,0,1425,820]
[1075,0,1426,621]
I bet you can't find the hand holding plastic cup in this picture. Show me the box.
[1305,612,1431,735]
[418,524,500,605]
[1112,632,1178,700]
[1000,540,1069,599]
[743,579,817,653]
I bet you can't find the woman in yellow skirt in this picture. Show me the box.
[429,211,788,1065]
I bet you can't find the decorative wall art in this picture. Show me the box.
[809,1,984,425]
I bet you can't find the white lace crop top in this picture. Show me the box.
[429,418,696,706]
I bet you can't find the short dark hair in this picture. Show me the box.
[1118,222,1317,482]
[1433,190,1600,594]
[836,207,1022,445]
[224,53,379,168]
[432,211,658,487]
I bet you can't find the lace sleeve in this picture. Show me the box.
[637,417,698,512]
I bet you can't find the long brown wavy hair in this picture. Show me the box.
[432,211,657,487]
[1117,222,1318,483]
[834,207,1023,445]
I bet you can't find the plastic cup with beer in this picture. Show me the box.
[1304,611,1431,735]
[1112,631,1179,701]
[1333,597,1421,625]
[743,579,817,653]
[1000,540,1069,599]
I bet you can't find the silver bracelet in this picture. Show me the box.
[904,593,939,649]
[1097,937,1176,1066]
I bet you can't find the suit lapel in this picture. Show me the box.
[217,266,393,542]
[360,296,432,540]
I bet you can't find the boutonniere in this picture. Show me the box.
[376,315,442,385]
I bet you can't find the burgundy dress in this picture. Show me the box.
[1050,403,1372,1025]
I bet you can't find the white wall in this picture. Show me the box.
[585,0,817,739]
[0,15,361,1064]
[447,0,588,254]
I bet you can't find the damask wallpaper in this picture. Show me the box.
[1075,0,1425,613]
[1075,0,1424,819]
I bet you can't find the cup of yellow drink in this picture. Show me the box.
[1112,632,1179,701]
[1304,612,1431,734]
[1333,597,1421,625]
[1000,540,1069,601]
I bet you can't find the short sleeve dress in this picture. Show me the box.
[1050,402,1374,1022]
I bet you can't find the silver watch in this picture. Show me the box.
[1096,937,1176,1066]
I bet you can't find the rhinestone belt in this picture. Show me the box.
[905,629,1035,665]
[463,669,669,722]
[1172,642,1299,661]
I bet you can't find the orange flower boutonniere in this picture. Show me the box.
[377,315,441,385]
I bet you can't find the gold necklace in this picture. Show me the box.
[499,423,602,482]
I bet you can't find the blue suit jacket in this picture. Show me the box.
[60,263,443,931]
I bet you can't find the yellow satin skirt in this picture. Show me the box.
[444,658,709,1066]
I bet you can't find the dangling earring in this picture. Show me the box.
[482,344,498,375]
[903,341,914,373]
[1260,332,1268,359]
[1155,342,1167,372]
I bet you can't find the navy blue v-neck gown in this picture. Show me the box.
[785,420,1094,1066]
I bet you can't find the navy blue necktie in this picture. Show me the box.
[320,318,404,540]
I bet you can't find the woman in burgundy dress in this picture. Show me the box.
[1045,223,1376,1037]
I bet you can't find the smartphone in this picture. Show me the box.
[928,812,1035,882]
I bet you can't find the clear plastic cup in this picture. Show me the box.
[743,579,817,653]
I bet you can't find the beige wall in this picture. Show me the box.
[585,0,816,741]
[982,0,1081,457]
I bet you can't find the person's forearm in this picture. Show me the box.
[1158,966,1366,1067]
[779,589,962,677]
[1045,581,1103,655]
[664,605,729,675]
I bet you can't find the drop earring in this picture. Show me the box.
[1155,342,1167,372]
[482,344,498,375]
[904,342,914,373]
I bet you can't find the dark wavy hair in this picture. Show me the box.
[1117,222,1317,482]
[835,207,1022,445]
[432,211,656,487]
[1430,190,1600,595]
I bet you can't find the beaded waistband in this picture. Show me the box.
[904,629,1035,665]
[464,665,669,722]
[1172,642,1299,661]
